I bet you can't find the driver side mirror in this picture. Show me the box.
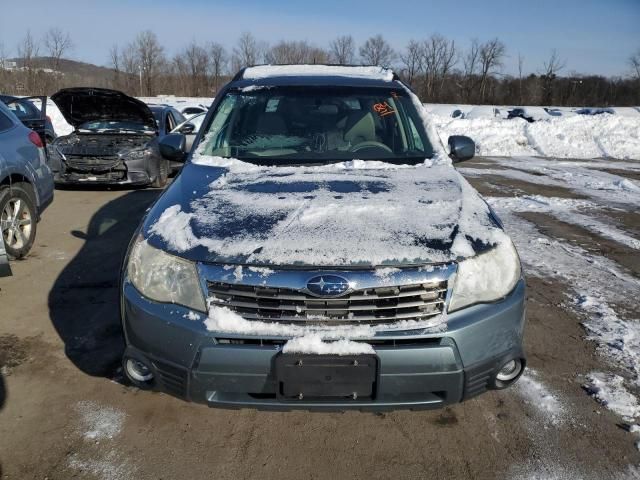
[159,133,187,162]
[178,123,195,135]
[448,135,475,162]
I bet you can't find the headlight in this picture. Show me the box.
[127,237,206,312]
[448,239,521,312]
[122,148,147,160]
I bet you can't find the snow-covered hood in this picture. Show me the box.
[51,87,157,131]
[144,156,508,267]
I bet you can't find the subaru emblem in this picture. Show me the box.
[306,275,350,297]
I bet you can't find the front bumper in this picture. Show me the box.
[121,278,526,411]
[53,169,151,186]
[49,151,153,186]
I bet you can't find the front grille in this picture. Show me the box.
[207,280,448,326]
[64,157,122,172]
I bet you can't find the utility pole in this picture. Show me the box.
[138,64,143,96]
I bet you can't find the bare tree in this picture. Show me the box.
[461,39,480,102]
[420,34,456,101]
[176,41,209,96]
[121,43,139,93]
[266,40,308,64]
[109,44,121,89]
[0,42,9,91]
[0,42,7,70]
[209,42,227,94]
[400,40,422,87]
[540,49,566,104]
[478,38,506,101]
[232,32,264,72]
[359,34,395,67]
[265,40,329,65]
[43,27,73,72]
[542,49,566,77]
[628,49,640,80]
[330,35,355,65]
[17,31,40,92]
[134,30,166,96]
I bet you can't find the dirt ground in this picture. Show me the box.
[1,158,639,480]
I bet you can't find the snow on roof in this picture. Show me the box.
[241,65,395,82]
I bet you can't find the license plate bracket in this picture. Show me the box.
[275,353,378,401]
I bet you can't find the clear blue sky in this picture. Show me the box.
[2,0,639,76]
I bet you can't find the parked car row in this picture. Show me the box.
[449,104,618,122]
[0,89,209,260]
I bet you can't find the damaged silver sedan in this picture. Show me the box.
[48,88,172,188]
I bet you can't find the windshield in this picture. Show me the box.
[197,86,433,165]
[77,120,155,134]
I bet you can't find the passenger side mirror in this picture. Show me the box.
[159,133,187,162]
[448,135,475,162]
[178,123,195,135]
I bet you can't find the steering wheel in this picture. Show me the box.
[349,141,393,154]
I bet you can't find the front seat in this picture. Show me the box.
[344,111,377,145]
[256,113,287,135]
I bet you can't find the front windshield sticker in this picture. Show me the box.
[373,101,395,117]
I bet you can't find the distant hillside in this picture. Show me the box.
[10,57,115,82]
[0,56,128,95]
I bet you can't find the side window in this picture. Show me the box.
[406,116,425,151]
[165,112,174,134]
[201,95,237,156]
[0,110,14,132]
[7,101,29,119]
[172,109,186,125]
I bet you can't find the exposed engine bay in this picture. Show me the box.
[53,133,151,168]
[50,133,153,183]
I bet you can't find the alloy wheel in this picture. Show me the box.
[1,197,33,250]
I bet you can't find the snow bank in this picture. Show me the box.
[432,113,640,159]
[585,373,640,420]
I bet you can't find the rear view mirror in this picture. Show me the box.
[448,135,475,162]
[159,133,187,162]
[178,123,195,135]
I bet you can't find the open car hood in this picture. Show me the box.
[51,88,157,131]
[143,159,505,268]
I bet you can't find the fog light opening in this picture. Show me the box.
[125,358,154,384]
[494,358,524,389]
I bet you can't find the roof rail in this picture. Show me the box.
[232,64,399,81]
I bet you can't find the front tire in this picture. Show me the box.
[151,158,169,188]
[0,184,37,259]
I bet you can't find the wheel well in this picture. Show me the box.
[1,174,34,192]
[0,175,37,211]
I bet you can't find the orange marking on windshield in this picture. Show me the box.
[373,102,395,117]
